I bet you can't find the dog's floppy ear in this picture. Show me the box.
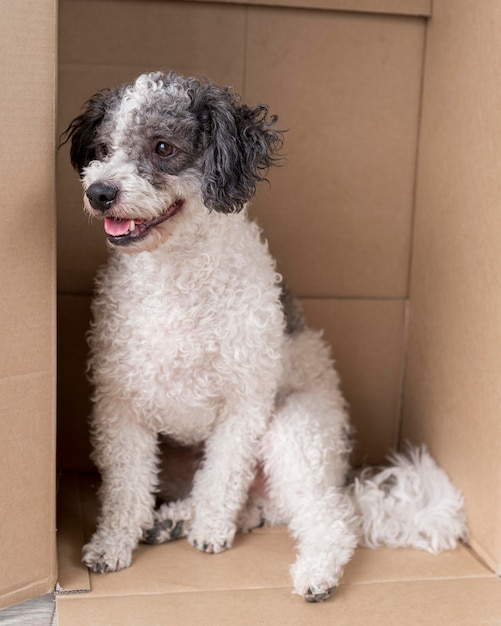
[196,84,283,213]
[59,89,113,174]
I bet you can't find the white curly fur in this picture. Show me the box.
[65,72,468,603]
[353,445,469,553]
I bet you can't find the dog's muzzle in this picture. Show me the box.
[84,181,184,246]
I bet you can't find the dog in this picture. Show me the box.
[62,71,468,603]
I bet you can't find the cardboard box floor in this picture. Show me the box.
[52,474,501,625]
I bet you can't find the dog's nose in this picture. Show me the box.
[86,182,118,212]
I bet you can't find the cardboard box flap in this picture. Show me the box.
[0,0,57,611]
[0,374,57,610]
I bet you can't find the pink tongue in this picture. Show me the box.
[104,217,133,236]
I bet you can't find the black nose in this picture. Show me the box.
[86,182,118,212]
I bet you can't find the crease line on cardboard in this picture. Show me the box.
[0,369,53,384]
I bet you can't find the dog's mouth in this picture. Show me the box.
[104,199,184,245]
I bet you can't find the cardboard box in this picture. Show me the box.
[1,0,500,622]
[0,0,57,610]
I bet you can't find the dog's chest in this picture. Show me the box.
[98,256,224,375]
[91,245,275,435]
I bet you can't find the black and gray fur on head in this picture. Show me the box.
[61,71,283,214]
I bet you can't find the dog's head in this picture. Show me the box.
[61,71,282,252]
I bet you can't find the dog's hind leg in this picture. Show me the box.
[82,404,159,572]
[261,389,358,602]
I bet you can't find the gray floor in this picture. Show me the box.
[0,595,57,626]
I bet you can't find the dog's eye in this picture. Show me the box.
[96,144,108,159]
[155,141,176,158]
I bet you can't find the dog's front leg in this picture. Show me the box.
[187,404,269,554]
[82,412,158,572]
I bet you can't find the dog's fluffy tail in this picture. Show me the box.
[351,445,469,553]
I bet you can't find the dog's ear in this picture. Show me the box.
[196,85,283,213]
[59,89,112,174]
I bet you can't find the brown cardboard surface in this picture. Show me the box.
[59,0,246,76]
[0,0,57,610]
[57,578,501,626]
[85,540,492,599]
[1,0,57,381]
[302,299,407,465]
[402,0,501,573]
[57,474,499,626]
[0,376,57,608]
[247,8,425,298]
[0,191,54,380]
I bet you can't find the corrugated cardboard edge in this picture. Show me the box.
[0,579,58,614]
[469,538,501,578]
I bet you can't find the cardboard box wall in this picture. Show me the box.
[0,0,58,610]
[1,0,501,616]
[403,0,501,575]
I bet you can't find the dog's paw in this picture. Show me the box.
[82,536,133,573]
[188,536,229,554]
[143,499,193,545]
[188,520,236,554]
[143,519,186,545]
[304,584,336,603]
[237,501,266,534]
[291,557,341,603]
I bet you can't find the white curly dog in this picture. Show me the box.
[62,71,467,602]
